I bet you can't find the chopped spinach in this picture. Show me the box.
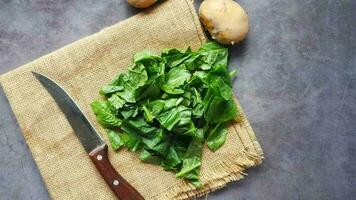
[91,41,239,186]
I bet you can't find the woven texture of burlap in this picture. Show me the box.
[0,0,263,199]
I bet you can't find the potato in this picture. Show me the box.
[127,0,157,8]
[199,0,249,45]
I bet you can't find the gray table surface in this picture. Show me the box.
[0,0,355,199]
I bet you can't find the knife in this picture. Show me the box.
[32,72,144,200]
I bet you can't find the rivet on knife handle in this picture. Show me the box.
[89,144,145,200]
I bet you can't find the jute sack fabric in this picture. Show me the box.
[0,0,263,199]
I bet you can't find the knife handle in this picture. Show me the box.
[89,144,144,200]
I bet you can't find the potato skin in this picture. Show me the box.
[199,0,249,45]
[127,0,157,8]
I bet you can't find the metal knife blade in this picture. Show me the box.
[32,72,105,153]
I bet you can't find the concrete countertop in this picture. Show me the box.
[0,0,355,199]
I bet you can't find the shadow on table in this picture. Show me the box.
[197,163,265,200]
[0,84,50,200]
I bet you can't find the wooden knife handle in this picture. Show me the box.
[89,144,144,200]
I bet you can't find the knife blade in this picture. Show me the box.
[32,72,144,200]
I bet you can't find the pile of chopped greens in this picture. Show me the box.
[91,41,238,187]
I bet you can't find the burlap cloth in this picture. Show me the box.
[0,0,263,199]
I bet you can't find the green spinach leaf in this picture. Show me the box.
[207,123,228,152]
[106,129,124,150]
[91,100,121,127]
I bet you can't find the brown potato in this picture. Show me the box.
[127,0,157,8]
[199,0,249,45]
